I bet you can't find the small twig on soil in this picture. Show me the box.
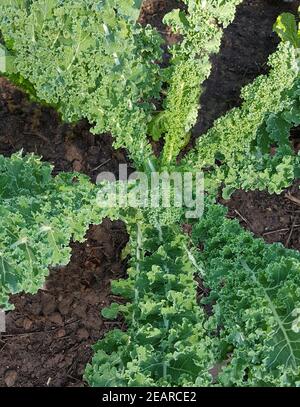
[263,225,300,236]
[23,131,51,144]
[0,342,8,353]
[67,374,84,383]
[234,209,252,229]
[242,67,249,80]
[91,159,112,172]
[55,335,71,341]
[2,319,80,338]
[2,331,45,338]
[110,295,126,303]
[8,137,16,149]
[63,319,80,327]
[285,193,300,207]
[285,217,298,247]
[67,374,82,383]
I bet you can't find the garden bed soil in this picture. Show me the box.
[0,0,299,387]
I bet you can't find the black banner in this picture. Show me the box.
[0,387,296,405]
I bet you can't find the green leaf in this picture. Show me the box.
[148,112,166,141]
[243,261,300,372]
[274,13,300,49]
[0,44,16,74]
[102,303,120,320]
[266,113,291,146]
[0,0,163,166]
[193,203,300,386]
[0,152,111,310]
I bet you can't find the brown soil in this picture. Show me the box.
[0,0,300,388]
[0,79,129,182]
[192,0,299,138]
[0,221,128,387]
[221,181,300,251]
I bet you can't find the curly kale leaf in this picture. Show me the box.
[150,0,242,165]
[183,38,299,198]
[0,152,115,310]
[193,204,300,386]
[85,221,213,387]
[0,0,163,167]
